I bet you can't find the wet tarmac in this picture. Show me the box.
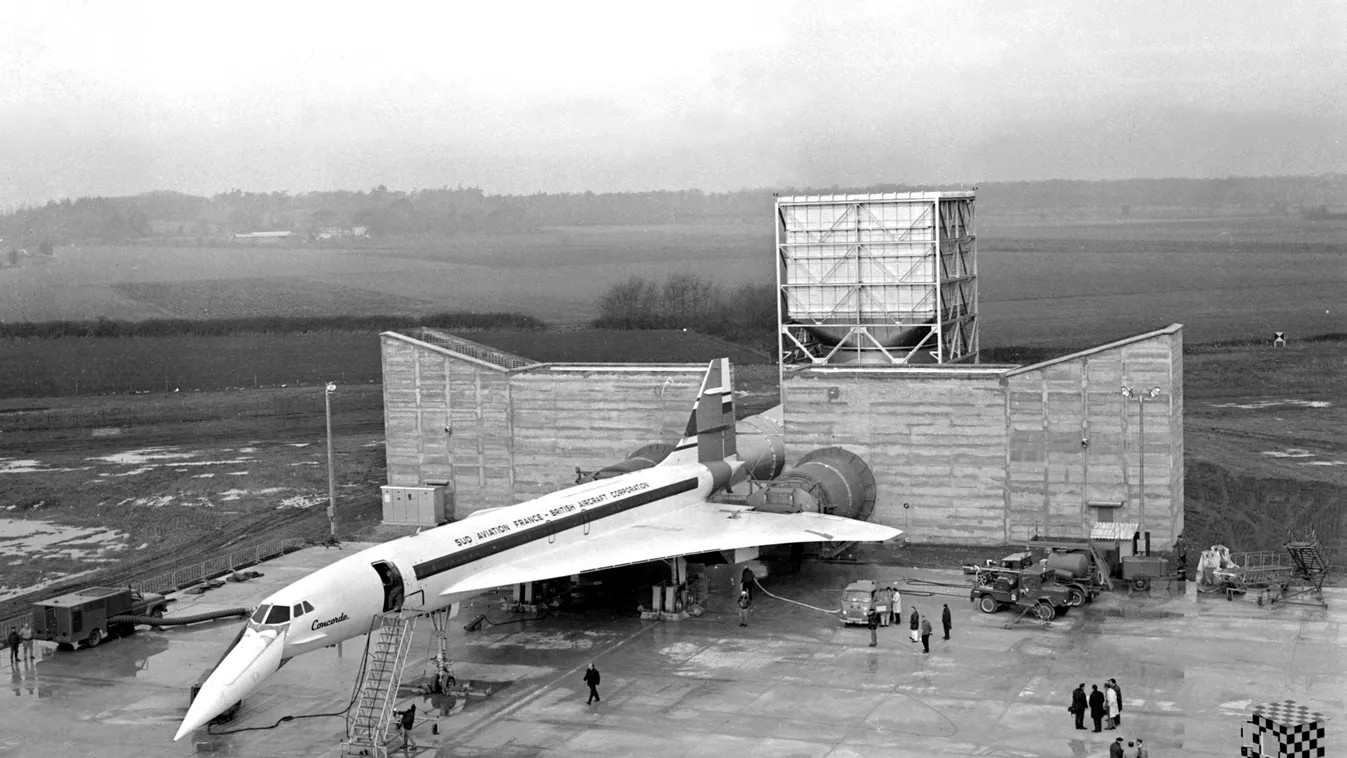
[1,543,1342,757]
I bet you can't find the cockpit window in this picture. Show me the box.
[302,601,314,614]
[251,605,270,624]
[293,603,304,618]
[264,605,291,624]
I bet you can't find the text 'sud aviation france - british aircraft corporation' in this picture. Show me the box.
[174,358,902,741]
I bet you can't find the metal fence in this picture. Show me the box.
[1,536,309,650]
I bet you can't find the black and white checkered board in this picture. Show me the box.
[1253,700,1327,729]
[1242,700,1328,758]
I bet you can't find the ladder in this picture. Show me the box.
[1283,539,1330,601]
[342,613,418,758]
[1086,542,1114,591]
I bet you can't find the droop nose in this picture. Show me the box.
[174,625,288,741]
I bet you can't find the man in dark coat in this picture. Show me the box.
[866,608,878,647]
[909,607,920,643]
[1088,684,1106,732]
[6,628,18,665]
[941,604,952,640]
[919,616,933,653]
[395,702,417,752]
[1071,683,1088,730]
[1109,737,1124,758]
[1109,678,1123,725]
[583,663,601,704]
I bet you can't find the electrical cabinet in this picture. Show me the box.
[380,485,449,526]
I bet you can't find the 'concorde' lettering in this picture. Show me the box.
[311,612,349,631]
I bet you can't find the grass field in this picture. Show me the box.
[0,330,769,399]
[2,214,1342,347]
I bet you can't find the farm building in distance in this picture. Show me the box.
[232,231,295,244]
[378,324,1184,550]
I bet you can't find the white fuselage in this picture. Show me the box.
[254,461,716,660]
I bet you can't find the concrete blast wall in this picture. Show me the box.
[382,324,1184,549]
[382,331,703,516]
[782,325,1184,548]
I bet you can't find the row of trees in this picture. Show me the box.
[4,175,1344,248]
[593,273,777,348]
[0,312,545,340]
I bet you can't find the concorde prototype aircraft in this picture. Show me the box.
[175,358,901,740]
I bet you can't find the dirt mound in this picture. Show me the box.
[1185,460,1345,569]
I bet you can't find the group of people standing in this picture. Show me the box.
[865,603,951,652]
[1071,680,1146,754]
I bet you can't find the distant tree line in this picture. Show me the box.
[0,312,545,340]
[592,273,777,349]
[3,174,1344,248]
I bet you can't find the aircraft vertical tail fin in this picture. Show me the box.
[662,358,737,466]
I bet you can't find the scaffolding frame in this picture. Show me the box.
[776,192,978,379]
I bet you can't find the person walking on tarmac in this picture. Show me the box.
[1070,683,1088,730]
[919,616,933,653]
[909,607,920,643]
[6,628,18,666]
[583,663,601,704]
[866,608,879,647]
[941,604,952,640]
[737,591,752,627]
[1088,684,1106,732]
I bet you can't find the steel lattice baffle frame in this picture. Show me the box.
[775,191,978,367]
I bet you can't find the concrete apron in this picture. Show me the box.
[0,543,1342,757]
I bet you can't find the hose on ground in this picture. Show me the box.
[904,578,977,598]
[906,578,973,589]
[109,608,249,626]
[751,576,840,615]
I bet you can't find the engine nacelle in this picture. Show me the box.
[576,443,674,483]
[735,405,786,481]
[745,447,877,522]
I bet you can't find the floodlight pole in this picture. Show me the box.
[1121,385,1161,536]
[325,382,338,541]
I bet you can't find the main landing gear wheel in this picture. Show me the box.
[978,595,999,614]
[86,628,103,648]
[1034,602,1056,622]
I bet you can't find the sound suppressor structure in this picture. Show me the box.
[776,192,978,367]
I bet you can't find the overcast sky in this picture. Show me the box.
[2,0,1343,206]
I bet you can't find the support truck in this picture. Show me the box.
[32,587,168,650]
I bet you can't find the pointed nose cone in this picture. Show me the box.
[174,626,286,741]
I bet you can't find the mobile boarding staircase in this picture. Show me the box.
[341,613,418,758]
